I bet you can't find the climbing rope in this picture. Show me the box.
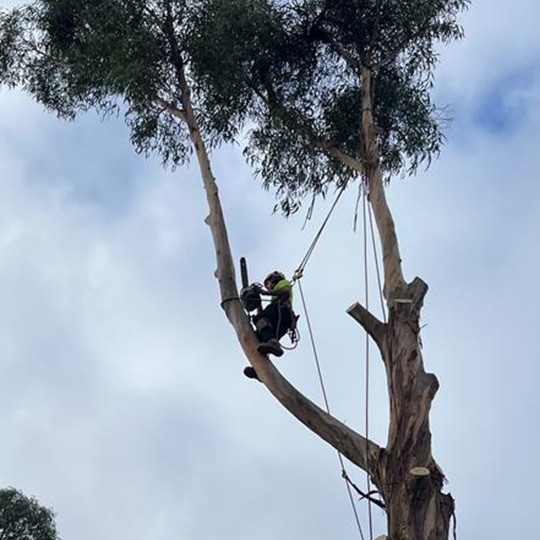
[297,279,366,540]
[362,183,389,540]
[292,182,348,282]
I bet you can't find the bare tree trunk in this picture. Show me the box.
[349,66,455,539]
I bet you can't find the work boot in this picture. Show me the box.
[257,338,283,357]
[243,366,260,381]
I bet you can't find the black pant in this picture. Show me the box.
[254,302,292,342]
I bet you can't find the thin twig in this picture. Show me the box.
[342,470,387,511]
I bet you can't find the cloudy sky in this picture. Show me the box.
[1,1,539,539]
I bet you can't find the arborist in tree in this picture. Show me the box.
[242,270,296,380]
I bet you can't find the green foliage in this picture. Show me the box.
[0,7,36,88]
[0,487,59,540]
[0,0,191,166]
[0,0,468,213]
[188,0,468,211]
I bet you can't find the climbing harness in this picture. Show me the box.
[275,298,300,351]
[279,303,301,350]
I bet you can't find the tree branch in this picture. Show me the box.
[347,301,386,351]
[317,139,363,171]
[409,277,429,307]
[167,26,383,475]
[319,30,362,73]
[155,96,187,122]
[374,17,434,70]
[342,469,387,511]
[243,73,364,175]
[260,357,381,472]
[142,3,162,26]
[21,37,46,58]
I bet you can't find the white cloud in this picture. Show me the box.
[437,0,540,101]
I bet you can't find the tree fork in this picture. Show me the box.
[162,12,453,536]
[175,83,381,471]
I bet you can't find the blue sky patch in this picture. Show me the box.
[473,66,540,134]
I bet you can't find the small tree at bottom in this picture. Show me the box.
[0,487,59,540]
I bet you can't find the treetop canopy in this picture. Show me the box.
[0,0,468,213]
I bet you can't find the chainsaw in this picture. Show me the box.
[239,257,262,312]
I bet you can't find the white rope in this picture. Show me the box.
[362,187,374,540]
[297,279,366,540]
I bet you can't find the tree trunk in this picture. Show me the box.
[350,279,455,539]
[372,279,455,540]
[354,67,454,539]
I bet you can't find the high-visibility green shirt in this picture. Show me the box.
[273,278,293,304]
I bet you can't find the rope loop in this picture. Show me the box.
[292,268,304,284]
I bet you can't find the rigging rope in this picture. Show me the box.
[286,179,389,539]
[362,189,374,540]
[298,279,366,540]
[367,200,387,323]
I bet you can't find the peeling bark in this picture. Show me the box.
[374,280,453,540]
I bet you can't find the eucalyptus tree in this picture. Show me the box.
[188,1,469,537]
[0,487,59,540]
[0,1,468,538]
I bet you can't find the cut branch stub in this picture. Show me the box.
[412,467,430,476]
[346,301,386,352]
